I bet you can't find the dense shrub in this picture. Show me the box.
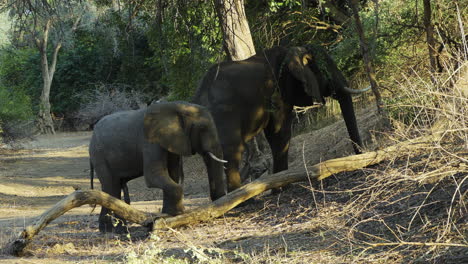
[0,86,35,143]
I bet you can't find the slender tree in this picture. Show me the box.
[349,0,383,113]
[7,0,85,134]
[423,0,437,78]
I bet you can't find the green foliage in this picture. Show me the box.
[267,0,302,13]
[0,0,465,132]
[0,47,41,96]
[331,1,423,77]
[0,84,34,141]
[0,46,35,139]
[0,86,33,123]
[146,1,222,101]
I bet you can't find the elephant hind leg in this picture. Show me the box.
[223,144,244,192]
[122,182,130,204]
[98,175,128,233]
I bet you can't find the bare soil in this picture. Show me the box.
[0,109,400,263]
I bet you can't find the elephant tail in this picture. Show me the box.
[90,160,94,190]
[122,183,130,204]
[89,160,97,213]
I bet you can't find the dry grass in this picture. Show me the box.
[120,46,467,263]
[328,58,468,262]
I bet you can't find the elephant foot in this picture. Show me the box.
[161,206,184,216]
[210,190,227,201]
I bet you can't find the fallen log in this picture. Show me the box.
[4,134,436,256]
[152,136,436,229]
[4,190,164,256]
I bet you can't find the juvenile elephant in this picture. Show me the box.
[89,101,226,233]
[193,45,369,192]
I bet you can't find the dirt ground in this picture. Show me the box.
[0,109,388,263]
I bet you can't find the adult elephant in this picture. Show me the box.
[193,45,369,192]
[89,101,226,233]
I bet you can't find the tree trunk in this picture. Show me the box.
[423,0,437,79]
[36,20,60,134]
[349,0,384,114]
[214,0,255,61]
[38,81,55,134]
[35,14,81,134]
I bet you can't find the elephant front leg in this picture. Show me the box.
[146,175,184,215]
[144,158,184,216]
[264,114,292,174]
[264,113,292,193]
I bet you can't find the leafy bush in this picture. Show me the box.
[0,47,42,104]
[0,86,35,143]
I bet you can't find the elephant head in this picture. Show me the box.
[143,101,225,161]
[282,45,370,105]
[280,45,370,153]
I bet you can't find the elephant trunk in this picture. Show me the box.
[204,148,227,201]
[338,94,362,154]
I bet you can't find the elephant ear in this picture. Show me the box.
[144,102,192,156]
[285,47,324,104]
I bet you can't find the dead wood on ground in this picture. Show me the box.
[4,134,438,256]
[4,190,163,256]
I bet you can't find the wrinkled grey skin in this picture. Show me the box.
[193,45,368,192]
[89,101,226,233]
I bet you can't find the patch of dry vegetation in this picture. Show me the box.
[121,64,467,263]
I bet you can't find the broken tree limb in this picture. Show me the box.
[152,136,437,230]
[4,190,164,256]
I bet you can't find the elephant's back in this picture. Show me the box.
[194,59,269,108]
[91,109,146,156]
[94,109,145,135]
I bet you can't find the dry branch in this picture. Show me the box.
[4,190,163,256]
[4,133,439,256]
[152,135,437,230]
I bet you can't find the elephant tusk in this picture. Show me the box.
[207,152,228,163]
[343,85,371,94]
